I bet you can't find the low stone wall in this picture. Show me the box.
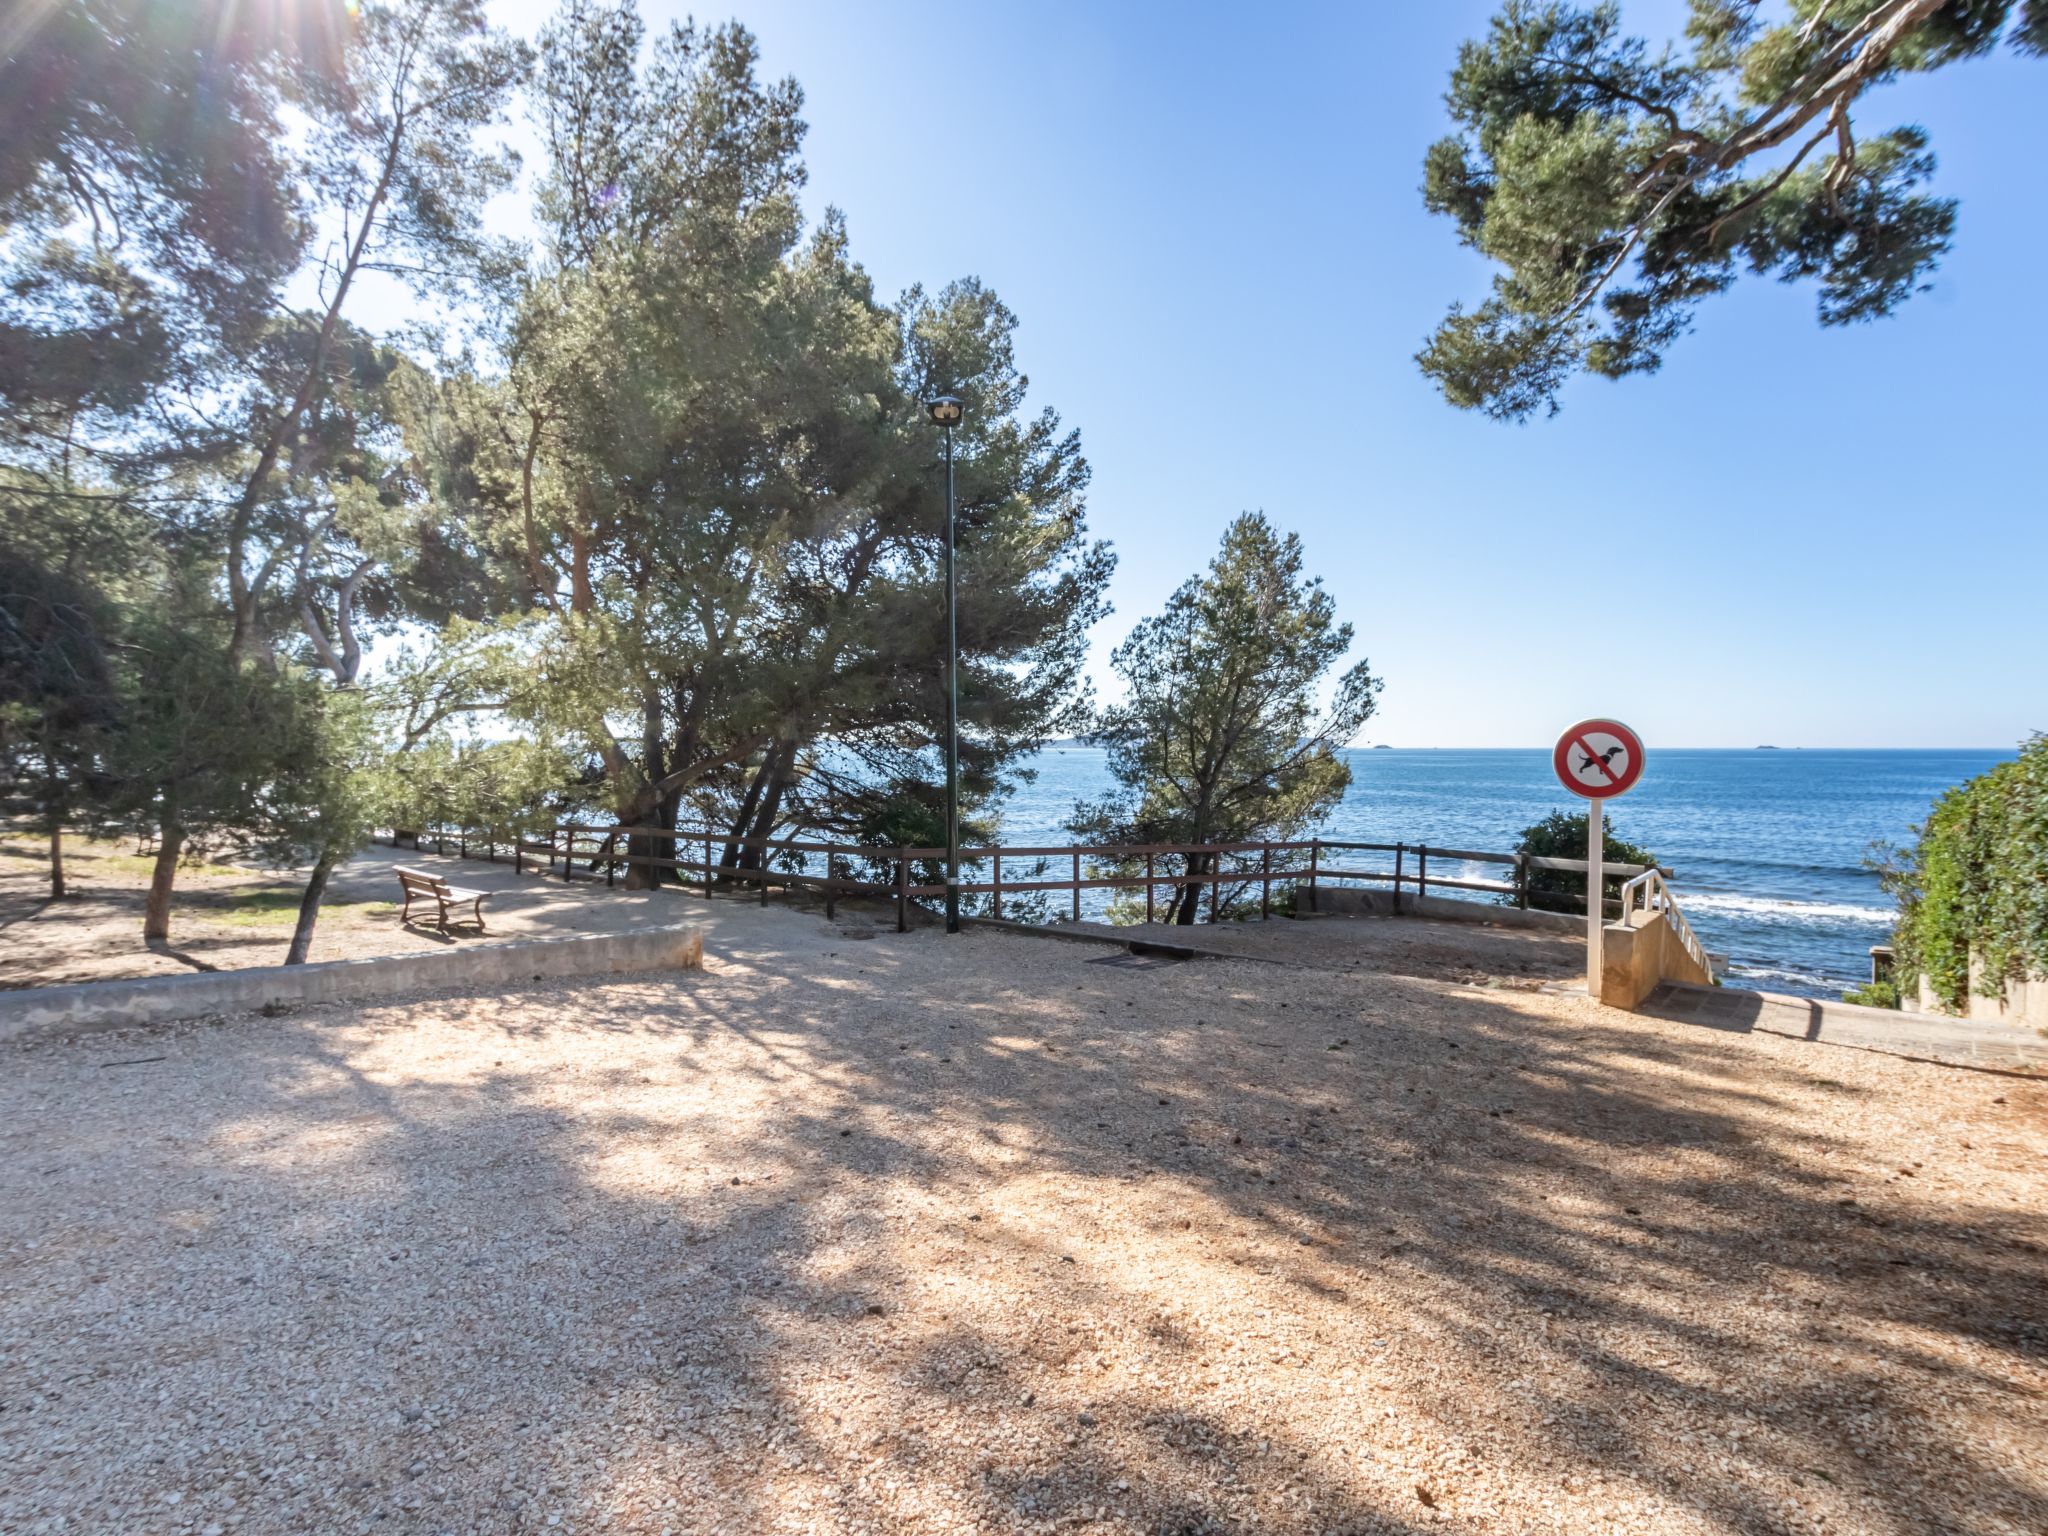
[0,926,704,1047]
[1301,885,1584,933]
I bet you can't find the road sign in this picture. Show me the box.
[1553,717,1647,1001]
[1553,718,1645,800]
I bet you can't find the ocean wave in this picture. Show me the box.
[1726,962,1854,985]
[1681,892,1894,925]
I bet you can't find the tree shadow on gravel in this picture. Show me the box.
[2,923,2044,1536]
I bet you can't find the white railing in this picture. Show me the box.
[1617,867,1712,980]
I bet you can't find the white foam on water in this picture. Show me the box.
[1681,892,1894,926]
[1726,962,1853,985]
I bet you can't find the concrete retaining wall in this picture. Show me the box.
[0,926,703,1047]
[1916,961,2048,1030]
[1301,885,1584,934]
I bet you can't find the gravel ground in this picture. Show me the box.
[3,921,2045,1536]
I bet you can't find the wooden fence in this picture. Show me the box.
[391,823,1666,933]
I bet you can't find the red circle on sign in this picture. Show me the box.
[1553,719,1645,800]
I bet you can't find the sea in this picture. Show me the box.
[995,746,2014,1001]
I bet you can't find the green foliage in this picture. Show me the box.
[1421,0,2045,419]
[382,735,589,840]
[246,687,386,866]
[0,495,128,842]
[1072,513,1380,925]
[1842,978,1903,1010]
[1507,808,1659,916]
[0,0,317,453]
[102,584,321,851]
[851,797,947,894]
[1877,735,2048,1013]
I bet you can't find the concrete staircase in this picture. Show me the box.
[1599,869,1714,1009]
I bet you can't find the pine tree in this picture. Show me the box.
[1072,514,1380,925]
[1420,1,2047,419]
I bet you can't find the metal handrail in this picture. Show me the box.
[1617,867,1712,978]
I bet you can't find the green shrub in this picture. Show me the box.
[1880,735,2048,1013]
[1842,979,1902,1010]
[1504,809,1659,917]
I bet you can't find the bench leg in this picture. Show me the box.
[472,898,486,933]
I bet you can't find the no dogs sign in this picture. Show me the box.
[1553,718,1645,800]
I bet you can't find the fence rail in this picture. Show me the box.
[391,822,1670,934]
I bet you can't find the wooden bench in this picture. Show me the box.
[395,866,491,933]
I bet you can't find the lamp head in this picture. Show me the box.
[924,395,963,428]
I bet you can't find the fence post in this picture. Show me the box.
[1308,839,1320,913]
[1072,851,1081,924]
[1394,843,1404,915]
[515,832,524,877]
[562,827,575,883]
[704,833,714,900]
[825,853,837,920]
[1261,843,1271,920]
[606,831,616,889]
[992,852,1002,923]
[1417,843,1429,906]
[1145,852,1155,925]
[897,850,910,933]
[1516,852,1528,910]
[1208,851,1220,923]
[760,843,770,907]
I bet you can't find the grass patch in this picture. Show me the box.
[213,891,399,927]
[102,852,255,881]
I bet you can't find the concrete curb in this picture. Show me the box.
[0,925,704,1046]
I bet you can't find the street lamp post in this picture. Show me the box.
[925,394,964,934]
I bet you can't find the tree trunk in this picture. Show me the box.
[1170,851,1208,925]
[48,823,65,900]
[621,789,668,891]
[722,741,793,878]
[143,817,183,942]
[285,849,339,965]
[741,744,795,867]
[654,785,684,886]
[722,760,774,876]
[621,692,670,890]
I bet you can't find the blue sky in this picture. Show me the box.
[470,0,2045,749]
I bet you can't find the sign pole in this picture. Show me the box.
[1552,717,1644,1005]
[1587,795,1604,997]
